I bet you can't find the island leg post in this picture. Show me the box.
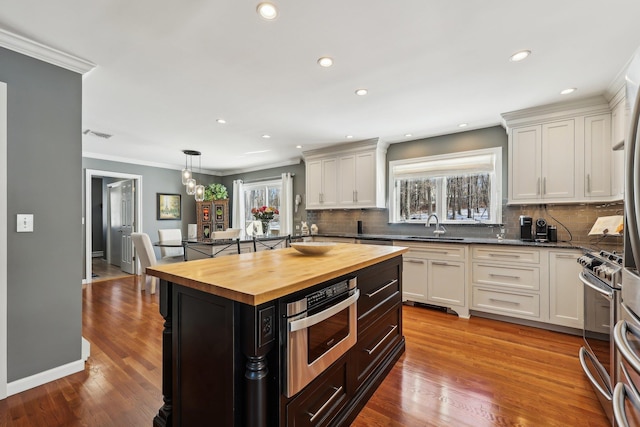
[154,280,173,427]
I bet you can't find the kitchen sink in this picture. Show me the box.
[404,236,464,241]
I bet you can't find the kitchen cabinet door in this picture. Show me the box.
[402,256,428,303]
[510,125,542,201]
[584,114,612,199]
[306,158,337,208]
[338,154,357,206]
[354,151,377,207]
[611,98,626,199]
[427,260,466,309]
[541,119,575,200]
[549,250,583,328]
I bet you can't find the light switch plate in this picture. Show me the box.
[17,214,34,232]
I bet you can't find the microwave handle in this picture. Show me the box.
[579,273,613,300]
[289,289,360,332]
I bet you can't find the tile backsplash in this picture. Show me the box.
[306,201,624,252]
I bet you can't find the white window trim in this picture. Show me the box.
[388,147,502,224]
[243,179,282,230]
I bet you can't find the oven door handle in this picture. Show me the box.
[579,272,613,300]
[613,382,640,427]
[289,289,360,332]
[579,347,612,400]
[614,320,640,373]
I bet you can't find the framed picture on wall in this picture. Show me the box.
[157,193,181,220]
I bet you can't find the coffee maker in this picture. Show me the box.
[535,218,548,242]
[520,216,533,241]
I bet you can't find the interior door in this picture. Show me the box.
[108,184,122,267]
[120,180,135,274]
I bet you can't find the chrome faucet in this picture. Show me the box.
[426,213,447,236]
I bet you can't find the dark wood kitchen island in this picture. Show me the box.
[146,243,408,427]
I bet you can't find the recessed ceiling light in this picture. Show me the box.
[459,123,468,128]
[262,134,271,139]
[405,133,413,137]
[509,50,531,62]
[216,118,226,124]
[560,87,577,95]
[317,57,333,68]
[256,2,278,20]
[296,145,303,149]
[245,150,271,155]
[355,89,368,96]
[345,135,354,139]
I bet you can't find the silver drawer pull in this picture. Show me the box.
[405,259,425,264]
[489,298,520,305]
[555,254,577,259]
[423,250,448,254]
[489,273,520,279]
[308,386,343,422]
[365,325,398,355]
[431,261,453,266]
[489,253,521,258]
[366,279,398,298]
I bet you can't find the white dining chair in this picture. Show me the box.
[131,232,174,294]
[157,228,184,261]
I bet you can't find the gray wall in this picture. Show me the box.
[1,47,83,381]
[82,158,223,266]
[221,161,307,230]
[307,126,509,238]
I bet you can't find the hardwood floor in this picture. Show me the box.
[0,277,608,426]
[90,258,132,282]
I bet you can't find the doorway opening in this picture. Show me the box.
[84,169,143,284]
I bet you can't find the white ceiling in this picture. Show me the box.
[2,0,640,175]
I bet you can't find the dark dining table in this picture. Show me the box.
[154,234,292,261]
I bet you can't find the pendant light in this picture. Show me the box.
[181,149,200,185]
[182,149,200,195]
[195,155,205,202]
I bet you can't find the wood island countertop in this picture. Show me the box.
[146,243,408,306]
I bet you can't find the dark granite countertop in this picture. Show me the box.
[309,232,587,251]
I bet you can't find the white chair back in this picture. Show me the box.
[158,228,184,258]
[131,232,158,294]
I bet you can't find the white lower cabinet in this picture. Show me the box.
[548,250,583,328]
[470,244,583,329]
[395,241,469,318]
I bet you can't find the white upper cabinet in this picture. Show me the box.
[584,114,612,199]
[304,139,387,210]
[305,157,337,209]
[610,87,627,199]
[503,96,619,204]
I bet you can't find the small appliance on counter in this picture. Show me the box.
[548,225,557,242]
[519,215,533,241]
[535,218,548,242]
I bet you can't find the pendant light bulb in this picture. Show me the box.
[195,184,205,202]
[186,178,197,195]
[181,168,192,185]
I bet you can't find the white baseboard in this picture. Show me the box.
[7,348,89,396]
[82,337,91,361]
[91,251,104,258]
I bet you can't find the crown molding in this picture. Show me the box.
[0,28,95,74]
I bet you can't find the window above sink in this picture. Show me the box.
[388,147,502,225]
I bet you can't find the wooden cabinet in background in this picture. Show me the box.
[196,199,229,239]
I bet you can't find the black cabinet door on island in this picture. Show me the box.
[153,255,405,427]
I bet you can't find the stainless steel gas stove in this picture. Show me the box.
[577,250,623,426]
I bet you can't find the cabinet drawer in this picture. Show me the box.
[472,246,539,264]
[472,262,540,291]
[357,258,401,325]
[472,287,540,318]
[286,357,348,427]
[401,242,466,261]
[353,303,402,390]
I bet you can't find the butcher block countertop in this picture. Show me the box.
[146,243,408,306]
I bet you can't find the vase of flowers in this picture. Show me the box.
[251,206,279,234]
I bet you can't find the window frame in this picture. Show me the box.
[388,147,502,224]
[242,179,282,230]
